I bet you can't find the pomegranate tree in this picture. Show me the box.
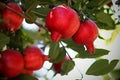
[46,5,80,42]
[72,19,98,53]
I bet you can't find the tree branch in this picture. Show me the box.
[0,1,47,31]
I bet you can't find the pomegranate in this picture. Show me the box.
[72,19,98,53]
[0,49,24,78]
[23,46,49,70]
[1,2,23,32]
[46,5,80,42]
[53,56,70,73]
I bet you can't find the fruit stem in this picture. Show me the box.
[0,1,47,31]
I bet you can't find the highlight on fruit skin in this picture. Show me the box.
[72,19,98,54]
[46,5,80,42]
[0,2,24,32]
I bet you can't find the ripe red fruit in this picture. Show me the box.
[0,49,24,78]
[46,5,80,42]
[1,2,23,31]
[53,56,70,73]
[72,19,98,53]
[23,46,49,70]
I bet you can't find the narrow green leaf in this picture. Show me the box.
[32,6,50,17]
[110,69,120,80]
[52,47,66,63]
[96,10,115,30]
[0,32,9,50]
[12,74,38,80]
[49,42,59,61]
[86,59,119,76]
[75,49,109,58]
[61,60,75,75]
[87,0,111,9]
[62,39,85,53]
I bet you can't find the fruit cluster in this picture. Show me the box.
[46,5,98,53]
[0,1,99,78]
[0,46,49,78]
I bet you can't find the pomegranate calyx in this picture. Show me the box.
[43,55,50,61]
[85,42,95,54]
[51,31,62,42]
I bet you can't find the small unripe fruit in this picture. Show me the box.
[0,49,24,78]
[23,46,49,70]
[1,2,23,31]
[72,19,98,53]
[46,5,80,42]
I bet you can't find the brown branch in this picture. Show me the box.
[0,1,47,31]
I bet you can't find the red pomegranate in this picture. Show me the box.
[0,49,24,78]
[46,5,80,42]
[23,46,49,70]
[53,56,70,73]
[72,19,98,53]
[1,2,23,31]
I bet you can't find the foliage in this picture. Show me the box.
[0,0,120,80]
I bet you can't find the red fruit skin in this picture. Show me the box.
[0,60,2,71]
[24,46,47,70]
[0,49,24,78]
[1,2,23,31]
[72,20,98,53]
[53,56,70,73]
[46,5,80,42]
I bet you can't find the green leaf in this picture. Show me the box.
[11,74,38,80]
[0,77,7,80]
[21,0,36,10]
[53,47,66,63]
[0,32,9,50]
[49,42,59,61]
[32,6,50,18]
[62,39,85,53]
[110,69,120,80]
[75,49,109,58]
[49,42,66,63]
[87,0,111,9]
[86,59,119,76]
[7,29,33,51]
[61,60,75,75]
[96,10,115,30]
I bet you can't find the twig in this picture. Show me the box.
[0,1,47,31]
[60,41,83,80]
[59,41,72,60]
